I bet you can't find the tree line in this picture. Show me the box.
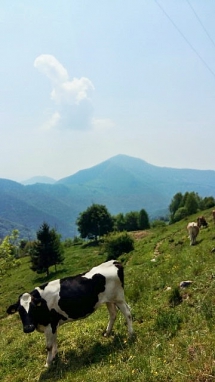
[169,192,215,223]
[76,204,150,240]
[1,192,214,278]
[0,204,150,278]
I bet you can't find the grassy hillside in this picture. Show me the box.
[1,209,215,381]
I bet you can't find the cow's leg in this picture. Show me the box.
[104,302,117,336]
[116,301,133,338]
[44,325,58,367]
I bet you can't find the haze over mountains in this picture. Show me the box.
[21,176,56,186]
[1,154,215,239]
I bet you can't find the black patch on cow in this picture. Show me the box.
[32,301,51,328]
[39,282,48,290]
[58,273,106,319]
[50,309,67,333]
[31,289,42,299]
[113,261,124,288]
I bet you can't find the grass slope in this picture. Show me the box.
[1,210,215,381]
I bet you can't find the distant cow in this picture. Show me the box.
[187,222,199,246]
[213,210,215,224]
[7,260,133,367]
[197,216,208,228]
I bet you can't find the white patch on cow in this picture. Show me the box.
[83,260,125,307]
[36,280,69,320]
[83,260,118,280]
[20,293,32,313]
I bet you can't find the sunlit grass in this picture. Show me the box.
[1,209,215,381]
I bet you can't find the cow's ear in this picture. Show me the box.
[7,302,19,315]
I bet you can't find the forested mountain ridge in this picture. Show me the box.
[58,155,215,196]
[1,154,215,239]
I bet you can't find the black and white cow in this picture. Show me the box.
[7,260,133,367]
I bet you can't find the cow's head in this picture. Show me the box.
[7,293,42,333]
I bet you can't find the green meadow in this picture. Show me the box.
[1,210,215,381]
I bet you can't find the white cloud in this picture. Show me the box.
[34,54,95,130]
[51,76,94,105]
[34,54,69,84]
[41,112,61,130]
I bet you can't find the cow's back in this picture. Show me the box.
[83,260,125,305]
[187,222,199,245]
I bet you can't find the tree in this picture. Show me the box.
[30,222,64,277]
[138,209,150,229]
[169,191,202,223]
[173,207,188,222]
[76,204,113,240]
[114,213,126,232]
[124,211,139,231]
[201,196,215,209]
[184,192,198,215]
[114,209,150,232]
[0,230,20,277]
[169,192,183,221]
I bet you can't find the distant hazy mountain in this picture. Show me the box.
[21,176,56,185]
[1,154,215,239]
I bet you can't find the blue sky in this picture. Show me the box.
[1,0,215,181]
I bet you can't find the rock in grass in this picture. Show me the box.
[179,280,193,288]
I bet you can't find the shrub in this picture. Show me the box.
[151,220,167,228]
[168,286,183,307]
[173,207,188,222]
[103,232,134,261]
[64,237,83,247]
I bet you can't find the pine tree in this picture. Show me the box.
[138,209,150,229]
[30,222,64,277]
